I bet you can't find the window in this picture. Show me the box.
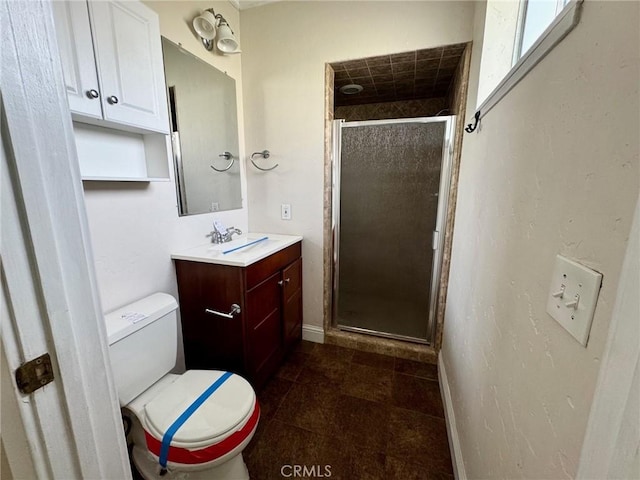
[476,0,582,116]
[515,0,570,61]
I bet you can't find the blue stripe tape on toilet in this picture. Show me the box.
[159,371,234,470]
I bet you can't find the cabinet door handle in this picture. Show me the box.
[278,280,284,286]
[86,89,99,99]
[284,278,291,284]
[107,95,119,105]
[205,303,241,319]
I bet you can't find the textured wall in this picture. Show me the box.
[335,97,448,122]
[443,1,639,478]
[241,1,475,328]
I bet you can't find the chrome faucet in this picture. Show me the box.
[207,226,242,244]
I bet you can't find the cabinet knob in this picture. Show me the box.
[107,95,119,105]
[285,278,291,284]
[86,89,99,99]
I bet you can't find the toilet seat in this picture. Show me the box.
[141,370,260,466]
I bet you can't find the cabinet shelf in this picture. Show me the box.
[81,176,170,182]
[73,122,171,181]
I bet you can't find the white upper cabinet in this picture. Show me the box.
[52,1,102,119]
[52,0,169,134]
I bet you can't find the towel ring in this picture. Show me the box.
[211,152,235,172]
[250,150,278,171]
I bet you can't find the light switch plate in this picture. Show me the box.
[546,255,602,346]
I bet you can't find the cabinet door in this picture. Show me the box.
[175,261,245,374]
[88,1,169,133]
[246,272,283,387]
[282,258,303,348]
[51,1,102,119]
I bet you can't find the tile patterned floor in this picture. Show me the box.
[244,341,453,480]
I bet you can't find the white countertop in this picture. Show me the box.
[171,233,303,267]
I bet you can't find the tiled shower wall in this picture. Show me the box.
[335,97,448,122]
[434,42,472,348]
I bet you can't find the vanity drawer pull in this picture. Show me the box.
[205,303,241,319]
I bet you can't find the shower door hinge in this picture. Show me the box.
[432,230,439,250]
[15,353,54,394]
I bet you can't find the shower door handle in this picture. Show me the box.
[432,230,439,251]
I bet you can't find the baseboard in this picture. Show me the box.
[438,351,466,480]
[302,324,325,343]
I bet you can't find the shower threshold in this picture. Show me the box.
[337,324,430,345]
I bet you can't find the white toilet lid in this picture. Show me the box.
[144,370,255,445]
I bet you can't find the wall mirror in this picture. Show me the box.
[161,37,242,216]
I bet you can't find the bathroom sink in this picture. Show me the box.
[171,233,302,267]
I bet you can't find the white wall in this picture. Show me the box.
[84,1,247,316]
[442,1,639,478]
[240,1,475,328]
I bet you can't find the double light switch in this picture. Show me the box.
[546,255,602,347]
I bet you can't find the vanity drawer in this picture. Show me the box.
[245,242,301,290]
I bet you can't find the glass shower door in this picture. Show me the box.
[333,117,453,344]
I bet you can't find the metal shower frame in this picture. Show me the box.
[331,115,456,345]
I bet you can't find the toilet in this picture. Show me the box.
[104,293,259,480]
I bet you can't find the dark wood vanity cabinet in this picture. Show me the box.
[174,242,302,388]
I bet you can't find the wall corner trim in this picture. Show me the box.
[439,351,467,480]
[302,324,325,344]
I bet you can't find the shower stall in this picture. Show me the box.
[332,116,455,345]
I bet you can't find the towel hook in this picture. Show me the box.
[465,111,481,133]
[211,151,235,172]
[250,150,278,171]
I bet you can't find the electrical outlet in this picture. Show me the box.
[211,202,219,212]
[281,204,291,220]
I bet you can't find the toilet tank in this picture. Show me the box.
[104,293,179,406]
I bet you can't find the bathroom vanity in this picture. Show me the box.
[172,234,302,388]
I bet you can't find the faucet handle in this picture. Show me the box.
[206,230,223,243]
[213,220,227,234]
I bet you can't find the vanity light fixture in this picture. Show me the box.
[192,9,240,54]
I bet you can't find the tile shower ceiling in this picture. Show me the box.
[332,44,466,107]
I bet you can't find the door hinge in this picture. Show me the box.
[15,353,54,394]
